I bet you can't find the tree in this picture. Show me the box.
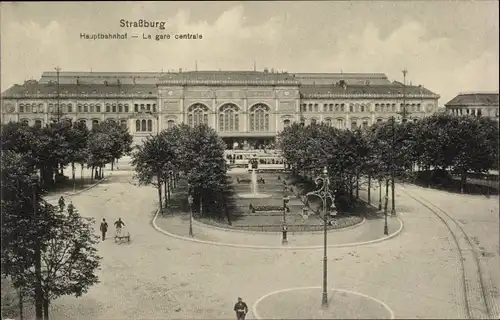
[86,132,114,180]
[93,121,133,169]
[67,122,90,187]
[180,124,228,216]
[131,132,177,212]
[1,150,50,319]
[36,204,101,319]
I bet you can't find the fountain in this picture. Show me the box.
[237,169,272,199]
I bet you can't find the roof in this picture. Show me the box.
[2,83,157,97]
[38,70,391,85]
[445,93,499,107]
[299,84,438,97]
[160,71,296,82]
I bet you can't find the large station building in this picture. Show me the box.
[1,70,440,148]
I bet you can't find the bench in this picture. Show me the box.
[114,232,130,243]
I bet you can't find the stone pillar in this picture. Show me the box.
[275,93,279,133]
[346,113,350,130]
[180,98,184,124]
[296,99,300,122]
[212,97,217,130]
[243,98,248,132]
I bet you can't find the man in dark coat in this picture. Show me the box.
[100,218,108,240]
[58,196,65,212]
[234,297,248,320]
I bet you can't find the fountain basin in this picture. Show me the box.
[237,193,273,199]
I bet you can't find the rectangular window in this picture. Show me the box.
[134,104,139,112]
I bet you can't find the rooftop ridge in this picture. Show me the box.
[457,91,499,95]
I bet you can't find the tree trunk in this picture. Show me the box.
[72,163,76,191]
[71,163,76,182]
[460,171,467,194]
[199,194,203,216]
[167,180,171,201]
[81,164,84,185]
[163,180,168,207]
[18,288,24,320]
[157,183,163,212]
[368,174,371,204]
[356,172,360,199]
[111,159,114,171]
[378,180,382,210]
[43,298,49,320]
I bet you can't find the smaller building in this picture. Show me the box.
[445,92,499,120]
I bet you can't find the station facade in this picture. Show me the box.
[1,70,440,148]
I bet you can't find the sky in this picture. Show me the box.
[1,1,498,105]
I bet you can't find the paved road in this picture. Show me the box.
[40,168,498,319]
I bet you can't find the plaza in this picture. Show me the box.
[27,156,499,319]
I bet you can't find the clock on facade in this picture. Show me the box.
[284,91,290,96]
[4,103,14,113]
[167,91,173,96]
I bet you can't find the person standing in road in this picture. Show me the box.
[234,297,248,320]
[58,196,65,212]
[114,218,125,237]
[100,218,108,240]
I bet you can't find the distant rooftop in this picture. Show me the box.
[445,93,499,107]
[299,83,438,97]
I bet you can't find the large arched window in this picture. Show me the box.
[167,120,175,129]
[112,104,117,113]
[283,119,291,128]
[249,103,270,132]
[135,120,140,132]
[95,104,101,113]
[92,119,99,130]
[219,103,240,132]
[187,103,209,127]
[120,119,127,129]
[34,120,43,128]
[324,118,332,126]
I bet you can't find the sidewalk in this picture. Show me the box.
[154,212,402,248]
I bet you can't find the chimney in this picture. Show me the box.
[264,68,269,73]
[179,68,182,73]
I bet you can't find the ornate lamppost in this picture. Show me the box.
[282,181,290,245]
[390,116,396,216]
[188,194,194,237]
[304,166,335,308]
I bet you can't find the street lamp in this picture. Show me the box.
[30,174,43,320]
[304,166,335,308]
[390,116,396,216]
[282,181,290,245]
[187,193,194,237]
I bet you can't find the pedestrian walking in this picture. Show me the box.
[58,196,65,212]
[234,297,248,320]
[100,218,108,240]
